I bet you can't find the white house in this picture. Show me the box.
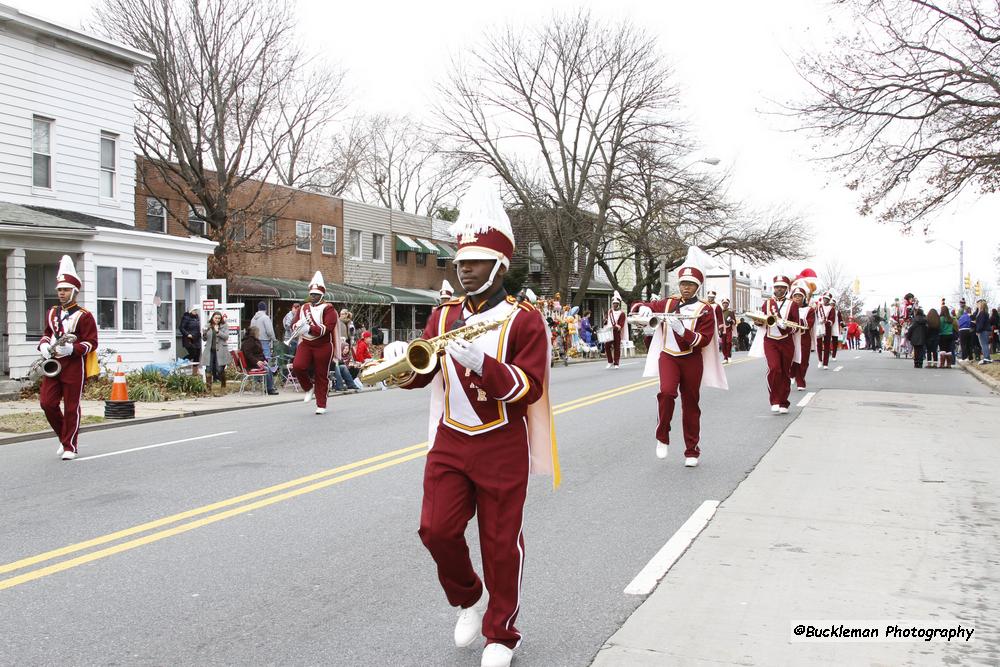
[0,4,216,381]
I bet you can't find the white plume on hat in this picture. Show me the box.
[524,288,538,303]
[55,254,81,290]
[683,246,713,272]
[308,270,326,294]
[612,290,623,303]
[439,279,454,296]
[448,177,514,246]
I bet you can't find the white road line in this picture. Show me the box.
[624,500,720,595]
[853,355,860,359]
[833,365,843,372]
[796,391,816,407]
[79,432,237,461]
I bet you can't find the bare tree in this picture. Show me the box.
[347,115,471,216]
[791,0,1000,232]
[822,260,864,319]
[436,11,686,305]
[94,0,345,277]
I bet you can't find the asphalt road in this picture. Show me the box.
[0,348,991,666]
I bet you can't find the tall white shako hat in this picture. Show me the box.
[790,279,810,299]
[677,246,707,288]
[449,177,515,296]
[772,274,792,289]
[611,290,623,304]
[308,270,326,295]
[439,279,455,299]
[55,255,82,291]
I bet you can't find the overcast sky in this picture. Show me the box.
[15,0,999,309]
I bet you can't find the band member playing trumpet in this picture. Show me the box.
[788,281,816,390]
[719,298,736,363]
[290,271,339,415]
[37,255,97,460]
[752,275,801,413]
[604,292,627,369]
[817,291,840,369]
[630,248,727,467]
[389,178,558,667]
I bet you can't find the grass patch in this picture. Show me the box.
[0,413,105,434]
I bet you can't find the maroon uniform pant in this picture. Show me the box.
[764,336,795,408]
[605,330,621,365]
[790,336,812,389]
[292,339,333,408]
[721,330,733,360]
[655,351,704,458]
[40,356,85,453]
[419,421,529,650]
[819,333,835,367]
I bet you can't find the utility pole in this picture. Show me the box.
[958,239,964,302]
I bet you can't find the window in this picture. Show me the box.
[295,221,312,251]
[146,198,166,233]
[155,271,172,331]
[25,264,58,336]
[416,252,427,267]
[396,250,408,265]
[349,229,362,259]
[33,117,53,188]
[122,269,141,331]
[372,233,384,262]
[188,205,206,237]
[100,132,117,198]
[97,267,117,329]
[529,242,544,272]
[570,242,579,271]
[322,225,337,255]
[436,252,447,269]
[262,215,277,246]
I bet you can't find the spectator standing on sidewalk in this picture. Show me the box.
[938,306,955,368]
[250,301,277,363]
[282,303,301,354]
[202,311,228,388]
[925,308,940,367]
[958,307,975,361]
[905,309,928,368]
[736,317,751,352]
[975,300,993,364]
[242,326,279,394]
[179,306,202,363]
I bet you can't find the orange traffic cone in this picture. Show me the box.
[109,355,128,401]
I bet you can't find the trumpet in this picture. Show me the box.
[359,317,507,386]
[284,321,309,346]
[27,334,77,382]
[744,310,809,331]
[626,313,698,328]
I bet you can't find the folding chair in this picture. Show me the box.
[230,350,267,396]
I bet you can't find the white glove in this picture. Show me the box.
[637,306,653,318]
[39,343,53,359]
[383,341,408,362]
[668,317,686,335]
[55,343,74,357]
[446,337,485,375]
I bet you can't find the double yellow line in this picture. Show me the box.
[1,373,666,591]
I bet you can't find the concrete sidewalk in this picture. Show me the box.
[593,389,1000,666]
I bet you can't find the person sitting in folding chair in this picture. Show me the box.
[241,327,279,395]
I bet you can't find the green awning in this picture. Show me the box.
[230,275,393,305]
[351,285,438,305]
[416,238,440,254]
[395,234,420,252]
[434,241,456,258]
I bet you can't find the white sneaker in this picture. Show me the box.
[481,643,514,667]
[684,457,699,467]
[315,407,326,415]
[655,442,668,459]
[822,365,828,369]
[796,386,805,391]
[61,450,77,461]
[605,363,612,369]
[778,406,789,414]
[790,379,797,389]
[57,445,64,456]
[614,364,620,369]
[454,605,483,647]
[770,405,780,413]
[303,388,315,403]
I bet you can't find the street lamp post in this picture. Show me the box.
[925,238,964,299]
[658,157,721,298]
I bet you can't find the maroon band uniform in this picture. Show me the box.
[761,292,800,409]
[604,308,625,366]
[39,302,97,454]
[817,299,839,367]
[292,298,338,408]
[790,299,816,389]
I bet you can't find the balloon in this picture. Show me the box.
[569,306,580,316]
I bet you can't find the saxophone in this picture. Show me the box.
[27,333,78,382]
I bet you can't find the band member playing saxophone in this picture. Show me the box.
[37,255,98,460]
[388,178,558,667]
[290,271,339,414]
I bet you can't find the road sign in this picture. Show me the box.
[202,299,217,312]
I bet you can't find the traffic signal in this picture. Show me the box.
[975,281,982,297]
[964,273,971,289]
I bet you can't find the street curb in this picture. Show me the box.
[959,361,1000,392]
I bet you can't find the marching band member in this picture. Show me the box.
[788,281,816,391]
[630,248,727,467]
[817,291,840,369]
[750,275,800,413]
[37,255,98,460]
[438,279,455,306]
[290,271,339,414]
[391,178,558,667]
[719,298,736,363]
[604,292,628,369]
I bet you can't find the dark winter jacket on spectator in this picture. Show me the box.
[179,312,201,348]
[906,314,928,348]
[975,308,991,334]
